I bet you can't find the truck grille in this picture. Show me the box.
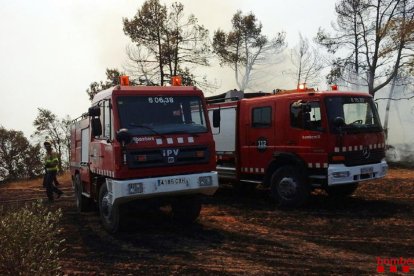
[127,146,209,168]
[344,148,385,166]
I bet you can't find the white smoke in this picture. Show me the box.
[375,83,414,166]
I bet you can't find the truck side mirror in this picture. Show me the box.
[212,109,221,128]
[333,117,345,128]
[91,117,102,137]
[116,128,132,145]
[88,106,101,117]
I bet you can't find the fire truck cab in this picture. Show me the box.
[207,87,388,207]
[70,82,218,233]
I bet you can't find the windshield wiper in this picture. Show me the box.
[128,123,165,138]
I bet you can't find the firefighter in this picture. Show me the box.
[43,140,63,202]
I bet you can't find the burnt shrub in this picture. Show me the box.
[0,201,65,275]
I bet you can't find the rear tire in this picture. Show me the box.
[270,165,309,207]
[326,183,358,197]
[171,196,202,224]
[74,174,91,212]
[99,183,121,233]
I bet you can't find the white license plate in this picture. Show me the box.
[158,177,188,186]
[361,167,373,174]
[128,183,143,194]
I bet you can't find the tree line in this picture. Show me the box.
[0,109,70,183]
[88,0,414,100]
[2,0,413,182]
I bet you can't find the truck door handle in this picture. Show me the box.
[287,140,296,145]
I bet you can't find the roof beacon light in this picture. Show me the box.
[120,75,130,86]
[297,83,306,91]
[331,84,338,91]
[171,76,182,86]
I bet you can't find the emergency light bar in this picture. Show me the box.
[171,76,182,86]
[120,75,129,86]
[297,83,307,91]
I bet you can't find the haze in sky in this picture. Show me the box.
[0,0,336,138]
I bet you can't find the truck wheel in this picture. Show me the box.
[99,184,120,233]
[74,174,91,212]
[270,165,309,207]
[326,183,358,197]
[171,196,202,224]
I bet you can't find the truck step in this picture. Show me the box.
[217,166,237,180]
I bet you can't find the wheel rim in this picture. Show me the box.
[278,176,297,200]
[101,192,112,221]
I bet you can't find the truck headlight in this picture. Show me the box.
[198,176,213,187]
[332,171,350,178]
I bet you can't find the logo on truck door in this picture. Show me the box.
[162,149,180,163]
[257,137,268,152]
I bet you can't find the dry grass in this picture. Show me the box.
[0,201,65,275]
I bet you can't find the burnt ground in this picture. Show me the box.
[0,167,413,275]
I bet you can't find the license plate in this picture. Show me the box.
[361,167,373,174]
[158,177,188,186]
[128,183,143,194]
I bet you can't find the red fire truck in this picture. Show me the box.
[70,78,218,233]
[207,86,388,207]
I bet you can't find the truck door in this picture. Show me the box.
[288,100,327,168]
[243,103,275,175]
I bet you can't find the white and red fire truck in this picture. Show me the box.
[70,77,218,233]
[207,86,388,207]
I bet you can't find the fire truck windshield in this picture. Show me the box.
[117,95,208,135]
[325,96,382,133]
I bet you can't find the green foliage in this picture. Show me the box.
[86,68,125,101]
[0,201,65,275]
[213,10,286,90]
[123,0,211,87]
[0,126,43,181]
[317,0,414,94]
[32,109,71,172]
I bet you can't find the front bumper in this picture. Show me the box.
[327,160,388,186]
[105,171,218,205]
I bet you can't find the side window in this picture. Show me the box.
[104,100,112,139]
[252,106,272,128]
[290,101,322,131]
[98,100,111,139]
[189,100,204,125]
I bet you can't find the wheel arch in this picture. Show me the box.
[263,152,308,187]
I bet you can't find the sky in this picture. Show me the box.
[0,0,337,139]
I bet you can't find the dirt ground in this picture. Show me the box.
[0,167,413,275]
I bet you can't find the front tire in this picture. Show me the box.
[99,183,120,233]
[74,174,91,212]
[270,165,310,207]
[326,183,358,197]
[171,196,202,224]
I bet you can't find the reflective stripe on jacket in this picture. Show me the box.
[45,152,59,172]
